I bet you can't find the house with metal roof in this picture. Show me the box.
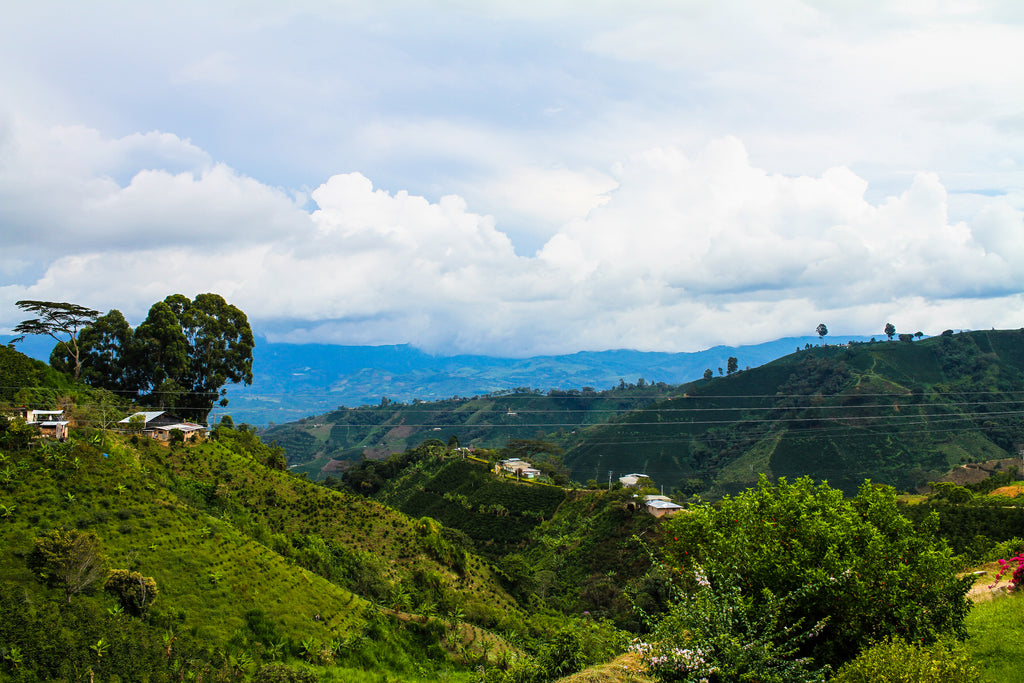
[25,409,71,441]
[119,411,206,442]
[643,495,684,518]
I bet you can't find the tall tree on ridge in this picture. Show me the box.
[13,300,100,381]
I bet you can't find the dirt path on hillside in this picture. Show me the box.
[964,562,1012,603]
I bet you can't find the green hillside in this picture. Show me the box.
[565,330,1024,496]
[356,449,669,634]
[0,348,542,681]
[261,382,679,479]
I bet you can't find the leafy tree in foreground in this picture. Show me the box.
[632,564,830,682]
[13,300,100,381]
[661,476,971,668]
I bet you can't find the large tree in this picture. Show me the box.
[51,309,143,392]
[51,294,254,422]
[816,322,828,343]
[13,300,100,381]
[135,294,254,420]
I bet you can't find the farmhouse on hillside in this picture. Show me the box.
[619,473,650,487]
[11,408,72,441]
[3,407,72,441]
[119,411,207,442]
[643,495,684,519]
[497,457,542,479]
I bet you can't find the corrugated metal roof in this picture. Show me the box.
[118,411,166,424]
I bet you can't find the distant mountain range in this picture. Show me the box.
[260,330,1024,498]
[2,332,876,425]
[212,335,876,424]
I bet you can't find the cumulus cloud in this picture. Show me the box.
[0,119,307,260]
[3,121,1024,356]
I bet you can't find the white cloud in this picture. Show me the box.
[3,2,1024,355]
[3,124,1023,356]
[0,119,306,259]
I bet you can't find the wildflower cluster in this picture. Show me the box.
[630,639,719,681]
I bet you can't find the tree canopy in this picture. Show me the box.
[14,300,100,381]
[50,294,254,422]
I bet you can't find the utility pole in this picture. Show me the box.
[608,471,612,491]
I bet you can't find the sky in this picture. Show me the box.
[2,0,1023,357]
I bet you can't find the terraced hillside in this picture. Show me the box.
[0,353,528,679]
[261,382,680,479]
[565,330,1024,496]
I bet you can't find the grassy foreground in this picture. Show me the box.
[966,590,1024,683]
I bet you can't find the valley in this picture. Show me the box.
[3,330,1024,682]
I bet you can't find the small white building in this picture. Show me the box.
[498,458,542,479]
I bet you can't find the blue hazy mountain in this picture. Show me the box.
[213,335,875,425]
[2,332,876,425]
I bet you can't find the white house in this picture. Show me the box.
[498,458,542,479]
[643,495,684,519]
[26,409,71,441]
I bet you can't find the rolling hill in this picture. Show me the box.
[265,330,1024,497]
[0,349,534,680]
[206,335,874,424]
[564,329,1024,496]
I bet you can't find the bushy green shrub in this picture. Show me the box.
[831,636,979,683]
[632,565,830,683]
[253,662,319,683]
[104,569,158,616]
[27,529,107,603]
[663,476,972,667]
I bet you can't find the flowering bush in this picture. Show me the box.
[988,548,1024,590]
[630,565,830,683]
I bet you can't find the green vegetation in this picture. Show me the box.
[40,293,255,421]
[10,326,1024,680]
[662,476,972,667]
[966,591,1024,682]
[564,329,1024,497]
[832,637,980,683]
[262,383,680,479]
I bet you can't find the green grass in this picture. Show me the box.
[966,592,1024,682]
